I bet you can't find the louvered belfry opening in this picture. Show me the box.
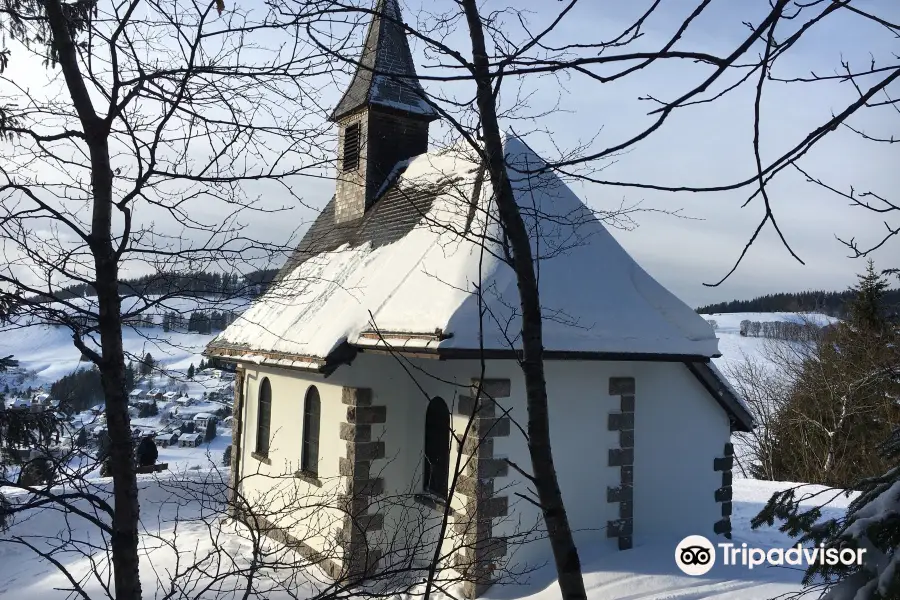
[329,0,439,225]
[342,123,361,172]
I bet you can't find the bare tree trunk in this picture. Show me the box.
[43,0,142,597]
[459,3,586,599]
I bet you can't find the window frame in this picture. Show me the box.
[423,396,450,498]
[256,377,272,457]
[301,386,321,476]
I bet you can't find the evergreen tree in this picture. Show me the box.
[198,359,206,371]
[75,428,88,448]
[222,445,232,467]
[124,361,136,393]
[753,427,900,600]
[187,363,195,380]
[849,259,891,332]
[140,353,154,377]
[135,436,158,467]
[205,418,217,442]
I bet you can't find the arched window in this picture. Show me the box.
[301,386,321,475]
[256,378,272,456]
[423,397,450,498]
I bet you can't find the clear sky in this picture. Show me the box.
[2,0,898,308]
[289,0,900,307]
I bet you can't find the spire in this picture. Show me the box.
[329,0,438,122]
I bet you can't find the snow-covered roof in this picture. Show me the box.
[163,391,179,398]
[193,413,213,420]
[182,432,204,442]
[209,136,719,365]
[129,389,144,397]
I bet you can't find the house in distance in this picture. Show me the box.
[205,0,754,595]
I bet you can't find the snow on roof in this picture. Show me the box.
[193,413,213,420]
[209,135,718,364]
[129,389,144,396]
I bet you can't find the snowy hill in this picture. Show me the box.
[0,294,249,388]
[701,311,838,374]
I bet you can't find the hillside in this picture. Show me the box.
[697,288,900,318]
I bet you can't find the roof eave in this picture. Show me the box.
[684,361,755,433]
[204,341,357,377]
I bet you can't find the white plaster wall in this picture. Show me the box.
[238,366,348,558]
[631,361,731,540]
[236,355,731,575]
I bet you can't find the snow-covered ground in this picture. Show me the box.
[0,323,216,389]
[701,311,838,375]
[0,475,856,600]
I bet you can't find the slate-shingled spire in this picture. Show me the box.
[330,0,438,122]
[331,0,438,224]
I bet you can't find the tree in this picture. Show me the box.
[222,445,231,468]
[205,419,216,443]
[140,353,155,377]
[746,265,900,487]
[124,361,136,394]
[0,355,18,372]
[849,260,891,333]
[75,428,88,448]
[187,363,195,380]
[753,426,900,600]
[135,436,158,468]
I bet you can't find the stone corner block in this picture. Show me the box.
[471,378,511,399]
[609,377,635,396]
[342,387,373,407]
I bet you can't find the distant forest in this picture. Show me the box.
[36,268,280,302]
[697,288,900,318]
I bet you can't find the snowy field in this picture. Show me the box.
[0,475,856,600]
[701,311,838,375]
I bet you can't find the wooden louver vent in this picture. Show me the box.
[342,123,361,172]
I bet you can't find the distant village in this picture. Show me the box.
[0,364,236,472]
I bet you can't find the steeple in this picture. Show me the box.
[330,0,438,122]
[331,0,438,224]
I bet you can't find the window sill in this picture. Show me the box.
[414,493,449,513]
[294,470,322,487]
[250,451,271,465]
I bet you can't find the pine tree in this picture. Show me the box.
[124,361,136,393]
[135,436,158,467]
[849,260,891,332]
[198,359,206,371]
[187,363,195,380]
[205,418,216,442]
[753,426,900,600]
[75,428,88,448]
[140,353,154,376]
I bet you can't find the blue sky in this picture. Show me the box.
[2,0,897,308]
[295,0,900,306]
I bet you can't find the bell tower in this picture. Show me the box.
[330,0,439,224]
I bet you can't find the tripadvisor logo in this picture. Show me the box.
[675,535,866,576]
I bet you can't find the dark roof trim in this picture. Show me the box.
[684,361,754,433]
[354,344,711,363]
